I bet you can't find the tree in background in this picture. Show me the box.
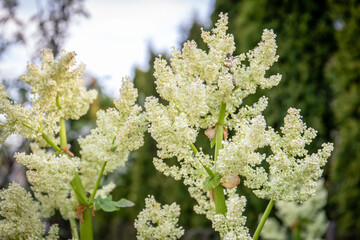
[0,0,88,59]
[326,0,360,238]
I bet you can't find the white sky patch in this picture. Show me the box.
[1,0,214,97]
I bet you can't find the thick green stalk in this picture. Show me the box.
[80,208,93,240]
[58,117,93,239]
[213,185,227,215]
[88,161,107,203]
[70,173,92,239]
[70,173,88,205]
[213,101,227,215]
[253,200,275,240]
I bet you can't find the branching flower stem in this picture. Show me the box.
[253,199,275,240]
[88,161,107,203]
[41,133,61,152]
[213,102,227,215]
[58,117,93,240]
[190,144,215,177]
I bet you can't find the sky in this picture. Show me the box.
[1,0,214,97]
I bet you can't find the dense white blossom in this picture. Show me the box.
[211,192,251,240]
[255,108,333,202]
[146,12,282,170]
[79,77,147,191]
[1,49,97,146]
[15,150,78,195]
[11,144,78,221]
[147,12,333,238]
[135,195,184,240]
[20,49,97,120]
[35,190,77,221]
[0,84,58,146]
[146,97,198,160]
[0,182,59,240]
[261,179,329,240]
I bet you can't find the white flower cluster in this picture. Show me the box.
[14,143,78,220]
[147,13,282,175]
[79,77,147,191]
[20,49,97,120]
[261,179,329,240]
[135,195,184,240]
[0,49,97,146]
[219,108,333,202]
[254,109,333,202]
[0,182,59,240]
[211,191,252,240]
[0,84,58,146]
[146,12,333,238]
[15,150,78,194]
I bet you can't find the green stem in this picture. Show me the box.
[59,117,67,148]
[217,102,227,125]
[41,133,61,152]
[190,143,198,154]
[70,218,79,240]
[22,117,62,153]
[213,185,227,215]
[88,161,107,203]
[214,123,224,166]
[70,173,93,240]
[293,224,301,240]
[253,199,275,240]
[23,121,60,152]
[80,208,93,240]
[190,143,215,177]
[70,173,88,205]
[41,117,92,239]
[21,121,37,132]
[213,101,227,215]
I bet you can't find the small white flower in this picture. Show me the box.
[135,195,184,240]
[79,77,147,191]
[20,49,97,120]
[0,182,59,240]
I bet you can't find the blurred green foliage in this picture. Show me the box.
[326,0,360,238]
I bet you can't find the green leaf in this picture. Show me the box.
[93,196,135,212]
[210,137,216,148]
[114,198,135,208]
[203,173,221,191]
